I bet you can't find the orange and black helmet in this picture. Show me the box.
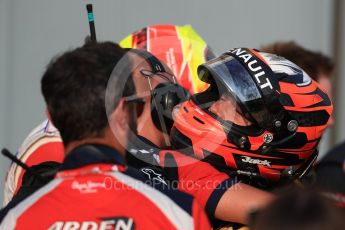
[170,48,333,187]
[120,24,215,94]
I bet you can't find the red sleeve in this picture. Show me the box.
[14,141,64,195]
[23,142,64,166]
[159,150,237,220]
[192,198,212,230]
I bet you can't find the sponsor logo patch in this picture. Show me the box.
[48,217,134,230]
[141,168,167,185]
[241,156,271,167]
[71,181,107,194]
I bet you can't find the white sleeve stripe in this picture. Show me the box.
[0,179,63,230]
[16,136,62,163]
[107,172,194,230]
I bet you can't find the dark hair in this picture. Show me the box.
[261,41,334,80]
[249,189,345,230]
[41,42,135,145]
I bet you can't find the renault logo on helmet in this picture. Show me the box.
[229,48,273,90]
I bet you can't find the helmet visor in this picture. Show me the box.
[197,54,272,127]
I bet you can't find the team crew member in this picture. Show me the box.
[3,120,63,206]
[0,42,210,230]
[314,141,345,208]
[261,41,334,124]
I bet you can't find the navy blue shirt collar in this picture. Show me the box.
[60,144,126,171]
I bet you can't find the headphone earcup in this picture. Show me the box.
[151,83,189,134]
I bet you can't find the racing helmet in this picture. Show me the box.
[170,48,333,187]
[120,24,216,94]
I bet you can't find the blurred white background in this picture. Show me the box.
[0,0,344,204]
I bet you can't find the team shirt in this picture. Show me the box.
[0,144,210,230]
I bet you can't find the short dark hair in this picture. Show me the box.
[261,41,334,80]
[41,42,135,145]
[250,189,344,230]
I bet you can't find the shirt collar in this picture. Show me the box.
[60,144,126,171]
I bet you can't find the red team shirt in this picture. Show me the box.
[1,145,211,230]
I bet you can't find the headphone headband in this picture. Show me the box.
[128,49,166,73]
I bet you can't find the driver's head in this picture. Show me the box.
[209,92,252,127]
[171,48,333,187]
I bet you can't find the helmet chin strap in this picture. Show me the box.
[229,170,272,189]
[295,150,318,179]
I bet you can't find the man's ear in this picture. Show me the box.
[109,98,128,133]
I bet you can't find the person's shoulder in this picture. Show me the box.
[16,119,63,162]
[103,167,197,229]
[3,120,63,206]
[318,141,345,165]
[120,165,194,216]
[0,178,63,225]
[158,149,216,169]
[19,119,60,149]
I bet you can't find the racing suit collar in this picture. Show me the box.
[126,135,162,168]
[130,135,160,150]
[60,144,126,171]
